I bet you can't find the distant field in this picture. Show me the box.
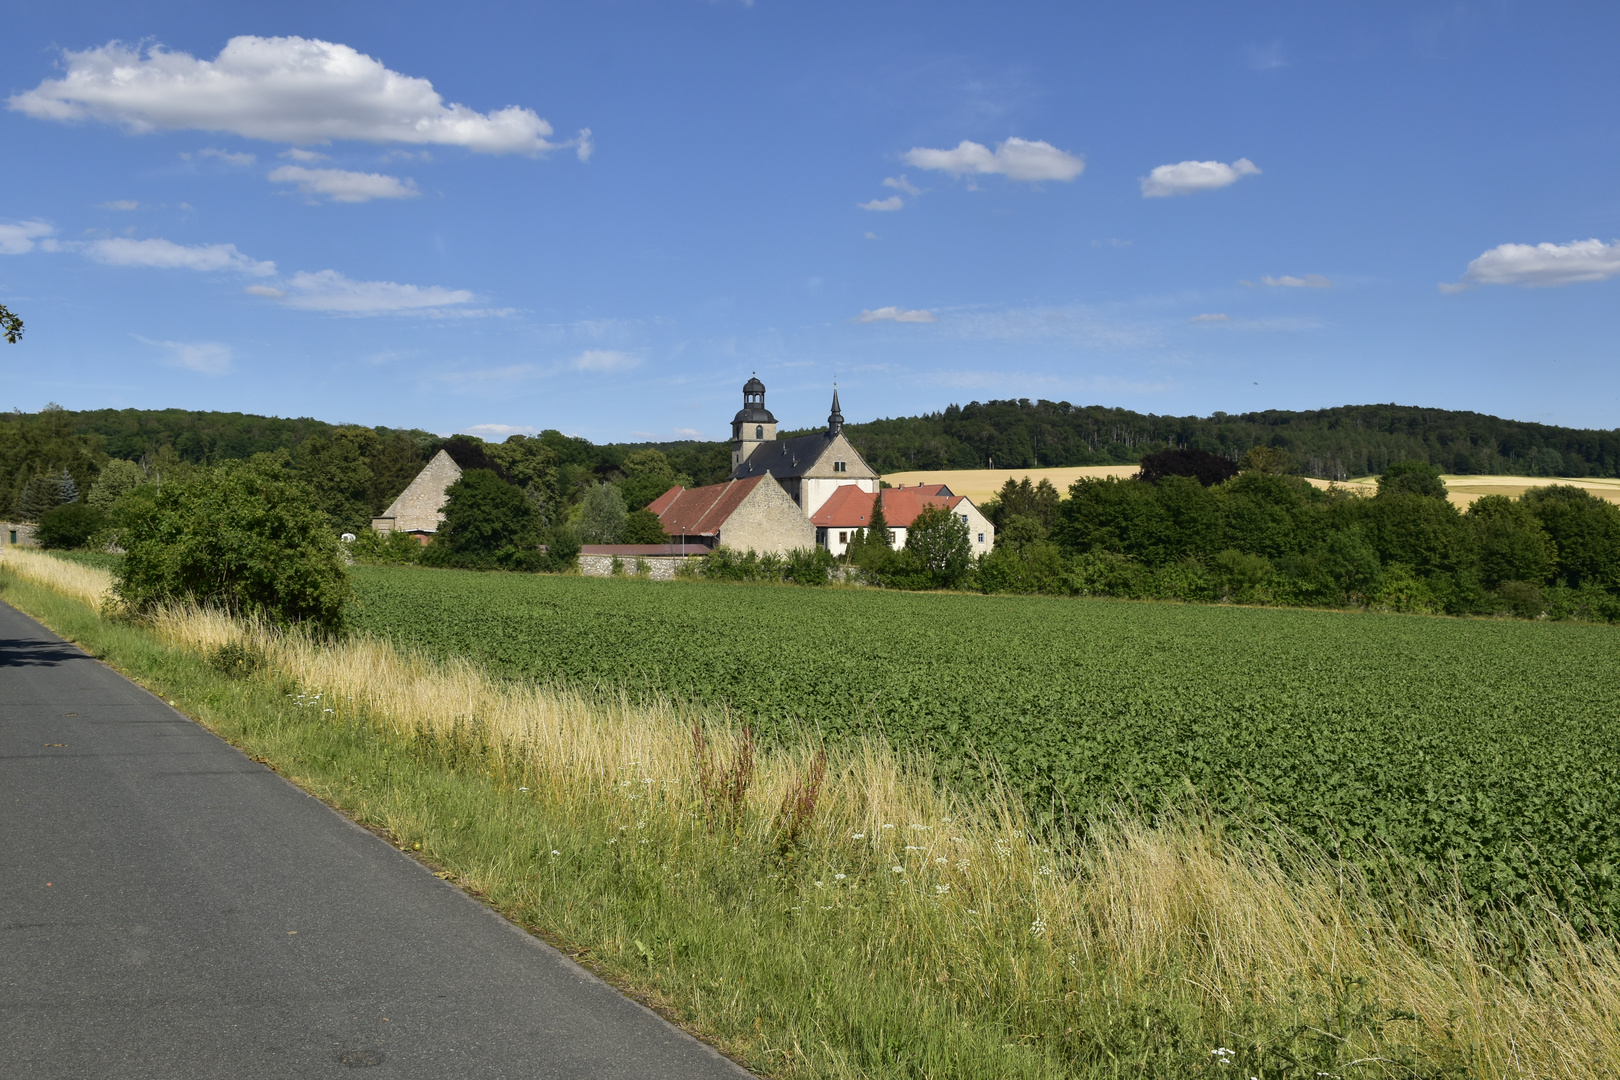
[350,565,1620,926]
[886,465,1620,509]
[882,465,1136,503]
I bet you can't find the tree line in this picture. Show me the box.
[971,450,1620,621]
[829,400,1620,478]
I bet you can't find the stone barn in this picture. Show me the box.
[371,449,462,543]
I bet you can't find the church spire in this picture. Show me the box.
[828,385,844,436]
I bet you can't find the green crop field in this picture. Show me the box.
[349,566,1620,927]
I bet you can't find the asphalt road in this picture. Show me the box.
[0,599,754,1079]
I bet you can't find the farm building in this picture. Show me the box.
[645,473,813,555]
[811,483,994,558]
[371,449,461,542]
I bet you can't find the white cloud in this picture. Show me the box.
[1262,273,1331,288]
[87,237,276,276]
[854,306,937,324]
[0,220,55,254]
[570,349,641,372]
[182,147,256,166]
[575,127,594,162]
[243,284,285,297]
[1450,238,1620,289]
[273,269,474,313]
[98,199,140,211]
[1141,157,1260,197]
[279,147,328,162]
[268,165,419,202]
[11,36,565,155]
[882,175,920,196]
[673,427,704,438]
[864,231,879,240]
[139,336,232,374]
[463,423,538,439]
[904,137,1084,182]
[858,195,903,211]
[1190,313,1229,322]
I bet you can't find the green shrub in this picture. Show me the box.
[622,508,668,544]
[35,502,105,549]
[349,528,425,565]
[115,459,350,631]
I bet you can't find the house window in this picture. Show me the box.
[839,531,848,543]
[833,460,846,473]
[960,514,969,525]
[978,533,985,544]
[755,425,763,439]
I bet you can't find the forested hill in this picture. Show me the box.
[830,401,1620,479]
[5,399,1618,522]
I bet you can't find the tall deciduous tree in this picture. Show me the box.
[423,469,542,570]
[0,302,22,344]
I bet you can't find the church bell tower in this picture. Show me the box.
[730,375,778,469]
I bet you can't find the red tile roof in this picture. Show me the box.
[810,484,968,528]
[649,475,768,536]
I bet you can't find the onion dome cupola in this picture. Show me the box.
[730,375,780,468]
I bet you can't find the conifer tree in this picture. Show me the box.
[866,492,892,548]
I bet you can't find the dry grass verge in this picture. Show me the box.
[5,544,1617,1078]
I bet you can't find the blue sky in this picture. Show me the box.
[3,1,1618,441]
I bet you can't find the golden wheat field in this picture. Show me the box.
[884,465,1620,510]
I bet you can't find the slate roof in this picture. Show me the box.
[730,431,834,482]
[810,484,968,529]
[647,475,768,536]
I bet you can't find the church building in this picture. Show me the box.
[727,377,881,517]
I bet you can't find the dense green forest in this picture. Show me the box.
[6,399,1619,529]
[831,400,1620,477]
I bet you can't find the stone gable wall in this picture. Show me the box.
[717,474,815,554]
[0,522,39,548]
[374,450,462,534]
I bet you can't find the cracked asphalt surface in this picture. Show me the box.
[0,599,754,1079]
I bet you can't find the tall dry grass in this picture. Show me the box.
[6,544,1618,1077]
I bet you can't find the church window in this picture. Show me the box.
[755,425,763,439]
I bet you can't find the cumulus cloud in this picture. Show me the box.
[0,220,56,254]
[10,36,566,155]
[139,337,233,374]
[1262,273,1331,288]
[268,165,419,202]
[570,349,641,372]
[86,237,276,276]
[272,269,475,313]
[98,199,140,211]
[1141,157,1260,197]
[279,147,328,162]
[904,137,1084,182]
[882,175,920,196]
[858,195,903,211]
[854,306,937,324]
[574,127,594,162]
[180,147,256,166]
[1190,313,1229,322]
[1447,238,1620,290]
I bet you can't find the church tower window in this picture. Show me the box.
[755,425,763,439]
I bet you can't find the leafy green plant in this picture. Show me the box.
[115,459,350,631]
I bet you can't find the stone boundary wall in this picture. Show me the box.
[578,554,699,580]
